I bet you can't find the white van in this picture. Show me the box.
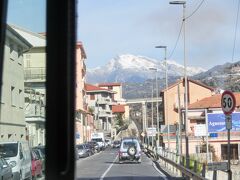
[0,141,32,180]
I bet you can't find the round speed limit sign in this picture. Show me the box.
[221,90,236,115]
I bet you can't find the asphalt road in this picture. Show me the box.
[76,148,169,180]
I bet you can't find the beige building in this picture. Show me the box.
[98,83,124,103]
[0,25,31,141]
[160,78,214,149]
[10,25,46,146]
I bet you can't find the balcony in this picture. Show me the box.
[24,67,46,82]
[98,110,112,118]
[97,97,111,105]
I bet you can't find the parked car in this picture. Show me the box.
[105,139,112,147]
[76,144,92,158]
[0,141,32,180]
[83,143,94,155]
[88,141,100,153]
[0,157,13,180]
[118,138,142,163]
[31,150,43,179]
[32,148,45,173]
[112,140,121,148]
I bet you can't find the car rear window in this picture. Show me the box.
[122,141,137,149]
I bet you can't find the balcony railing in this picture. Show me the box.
[24,67,46,81]
[97,97,111,105]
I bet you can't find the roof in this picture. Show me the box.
[98,82,121,87]
[85,84,115,93]
[10,24,46,47]
[161,78,214,93]
[76,41,87,59]
[6,25,32,50]
[112,105,125,113]
[188,93,240,109]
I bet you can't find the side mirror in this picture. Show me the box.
[20,152,23,159]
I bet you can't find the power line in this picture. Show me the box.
[231,0,240,62]
[185,0,205,20]
[168,21,183,59]
[168,0,205,59]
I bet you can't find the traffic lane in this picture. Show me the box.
[76,148,118,180]
[104,152,167,180]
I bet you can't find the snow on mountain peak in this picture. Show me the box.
[86,54,206,83]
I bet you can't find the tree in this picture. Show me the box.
[115,113,124,127]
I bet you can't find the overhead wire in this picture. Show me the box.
[185,0,205,20]
[168,0,205,59]
[230,0,240,89]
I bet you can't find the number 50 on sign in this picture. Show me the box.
[221,91,236,115]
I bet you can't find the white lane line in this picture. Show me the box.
[152,162,168,180]
[100,155,118,180]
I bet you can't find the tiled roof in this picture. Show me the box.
[161,78,215,92]
[112,105,125,113]
[188,93,240,109]
[98,82,121,87]
[85,84,114,93]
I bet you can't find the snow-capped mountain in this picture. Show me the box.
[86,54,206,83]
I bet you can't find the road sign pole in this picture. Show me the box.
[227,127,232,180]
[221,90,236,180]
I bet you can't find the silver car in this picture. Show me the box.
[118,138,142,164]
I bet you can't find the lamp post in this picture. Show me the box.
[149,67,157,147]
[155,46,168,149]
[169,0,189,169]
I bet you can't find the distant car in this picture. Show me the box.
[105,139,112,147]
[76,144,91,158]
[112,141,121,148]
[31,150,43,179]
[32,148,45,173]
[83,143,94,155]
[87,141,100,153]
[118,138,142,163]
[0,157,13,180]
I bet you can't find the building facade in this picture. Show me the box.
[187,93,240,161]
[160,78,215,149]
[85,84,115,135]
[0,25,31,142]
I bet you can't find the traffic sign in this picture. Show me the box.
[208,162,228,171]
[221,91,236,115]
[225,115,232,130]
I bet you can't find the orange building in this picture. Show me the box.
[160,78,215,149]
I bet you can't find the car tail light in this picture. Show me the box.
[118,151,122,156]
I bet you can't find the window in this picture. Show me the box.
[11,86,16,107]
[90,94,95,100]
[19,89,23,108]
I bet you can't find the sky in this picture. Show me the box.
[6,0,240,70]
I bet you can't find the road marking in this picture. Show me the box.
[152,162,168,180]
[100,155,118,180]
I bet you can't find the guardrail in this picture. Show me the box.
[144,145,208,180]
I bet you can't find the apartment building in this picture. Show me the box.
[160,78,214,148]
[187,93,240,161]
[10,25,46,146]
[0,25,31,141]
[85,84,115,133]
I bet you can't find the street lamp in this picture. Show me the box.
[149,67,157,147]
[155,46,168,149]
[169,0,189,169]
